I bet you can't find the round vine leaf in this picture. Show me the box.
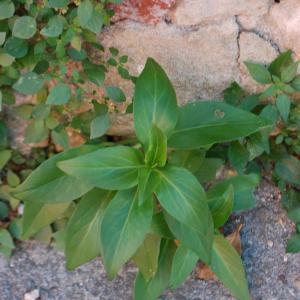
[4,37,29,58]
[41,16,64,38]
[46,83,71,105]
[0,0,15,20]
[12,16,37,39]
[105,86,126,103]
[13,72,44,95]
[0,50,14,67]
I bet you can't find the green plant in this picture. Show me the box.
[0,0,129,149]
[13,58,270,299]
[224,50,300,253]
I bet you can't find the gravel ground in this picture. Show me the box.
[0,181,300,300]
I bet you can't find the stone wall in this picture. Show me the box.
[103,0,300,104]
[8,0,300,153]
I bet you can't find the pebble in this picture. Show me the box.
[23,289,39,300]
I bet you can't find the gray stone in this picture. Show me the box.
[170,0,272,27]
[101,18,239,104]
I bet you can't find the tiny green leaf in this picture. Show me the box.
[286,234,300,253]
[41,16,64,38]
[12,16,37,39]
[47,83,71,105]
[245,61,272,84]
[4,37,28,58]
[13,72,44,95]
[105,86,126,103]
[276,94,291,123]
[0,1,15,20]
[281,61,299,83]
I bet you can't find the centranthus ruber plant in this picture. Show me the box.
[13,58,270,300]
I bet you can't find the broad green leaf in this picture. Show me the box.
[4,37,28,58]
[244,61,272,84]
[165,213,211,263]
[0,0,15,20]
[58,146,144,190]
[46,83,71,105]
[145,124,167,167]
[13,146,96,203]
[66,189,113,269]
[12,16,37,39]
[134,58,178,146]
[133,234,161,281]
[24,120,49,144]
[228,142,249,174]
[13,72,44,95]
[276,94,290,123]
[170,245,198,289]
[276,156,300,186]
[22,201,70,239]
[207,185,234,228]
[134,240,176,300]
[105,86,126,103]
[286,234,300,253]
[268,50,293,77]
[0,150,11,169]
[78,0,93,27]
[169,149,205,174]
[208,174,260,212]
[0,90,2,112]
[281,61,299,83]
[150,212,173,239]
[41,16,64,37]
[155,166,214,262]
[137,167,160,206]
[90,114,109,139]
[168,101,270,149]
[0,229,14,249]
[101,188,153,279]
[195,158,224,183]
[210,235,250,300]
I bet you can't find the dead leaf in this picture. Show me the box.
[196,225,243,280]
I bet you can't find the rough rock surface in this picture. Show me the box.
[0,182,299,300]
[102,18,239,104]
